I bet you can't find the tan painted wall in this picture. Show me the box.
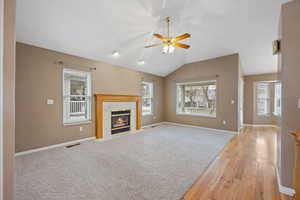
[164,54,240,132]
[16,43,164,152]
[3,0,16,199]
[243,73,279,125]
[278,0,300,188]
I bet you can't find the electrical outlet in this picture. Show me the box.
[79,127,83,132]
[222,120,226,125]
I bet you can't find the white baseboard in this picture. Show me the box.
[15,122,269,157]
[243,124,278,128]
[14,123,295,198]
[15,137,96,156]
[162,122,238,135]
[276,167,296,197]
[280,186,296,197]
[142,122,164,129]
[15,123,167,157]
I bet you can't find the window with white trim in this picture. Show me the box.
[142,81,153,115]
[63,69,92,124]
[176,81,217,117]
[255,82,271,116]
[274,82,282,116]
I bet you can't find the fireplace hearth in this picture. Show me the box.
[111,110,131,134]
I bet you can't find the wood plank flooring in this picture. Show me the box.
[183,126,295,200]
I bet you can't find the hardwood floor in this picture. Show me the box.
[183,126,295,200]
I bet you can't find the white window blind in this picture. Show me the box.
[274,82,282,116]
[256,82,271,116]
[63,69,92,124]
[142,82,153,115]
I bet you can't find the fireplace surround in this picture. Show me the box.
[95,94,141,139]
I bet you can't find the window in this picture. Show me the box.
[142,82,153,115]
[63,69,91,124]
[255,82,271,116]
[176,81,217,117]
[274,82,282,116]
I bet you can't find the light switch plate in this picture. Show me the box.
[47,99,54,105]
[298,99,300,109]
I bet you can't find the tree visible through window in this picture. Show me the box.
[142,82,153,115]
[177,81,217,117]
[63,69,91,124]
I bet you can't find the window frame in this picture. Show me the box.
[63,68,92,125]
[176,80,217,118]
[273,82,282,116]
[141,81,154,116]
[255,82,272,117]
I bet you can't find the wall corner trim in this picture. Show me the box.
[276,167,296,197]
[15,137,96,156]
[0,0,3,198]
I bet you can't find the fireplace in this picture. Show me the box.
[111,110,131,134]
[95,94,141,139]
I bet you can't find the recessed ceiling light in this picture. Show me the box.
[112,51,120,57]
[137,60,145,65]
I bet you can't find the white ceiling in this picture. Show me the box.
[16,0,289,76]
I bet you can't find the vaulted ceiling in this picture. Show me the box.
[16,0,289,76]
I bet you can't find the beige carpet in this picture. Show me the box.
[15,125,233,200]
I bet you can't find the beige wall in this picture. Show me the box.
[3,0,16,199]
[16,46,240,153]
[278,0,300,188]
[16,43,164,152]
[243,73,279,125]
[164,54,240,132]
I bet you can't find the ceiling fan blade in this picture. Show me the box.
[153,33,167,41]
[144,43,162,48]
[174,33,191,41]
[174,43,190,49]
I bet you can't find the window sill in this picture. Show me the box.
[176,112,216,118]
[273,112,281,117]
[63,121,92,126]
[257,114,271,117]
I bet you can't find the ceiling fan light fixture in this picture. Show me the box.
[145,17,191,53]
[137,60,145,65]
[112,51,120,58]
[163,45,175,54]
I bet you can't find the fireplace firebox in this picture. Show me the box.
[111,110,131,134]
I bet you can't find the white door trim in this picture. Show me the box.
[0,0,4,199]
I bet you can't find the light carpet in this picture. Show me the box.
[15,125,234,200]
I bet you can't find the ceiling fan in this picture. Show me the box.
[145,17,191,54]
